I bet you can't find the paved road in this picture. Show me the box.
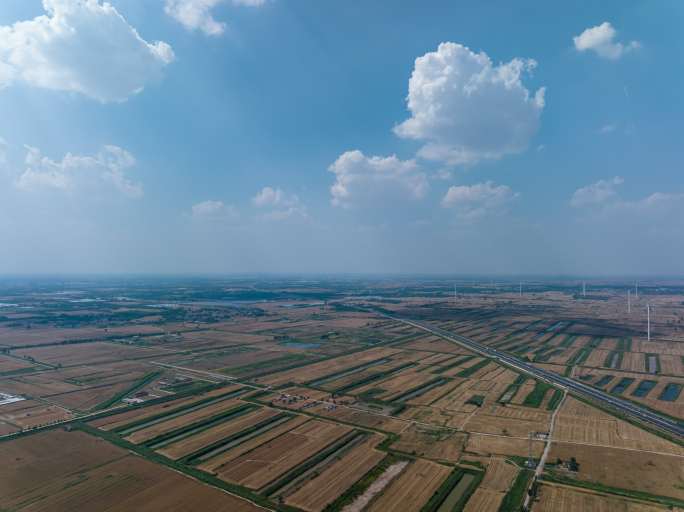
[387,315,684,439]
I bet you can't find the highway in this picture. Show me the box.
[386,314,684,439]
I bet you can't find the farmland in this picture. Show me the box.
[0,276,683,511]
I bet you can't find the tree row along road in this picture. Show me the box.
[384,314,684,439]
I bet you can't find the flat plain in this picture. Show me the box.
[0,277,683,511]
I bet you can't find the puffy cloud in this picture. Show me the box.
[252,186,306,220]
[165,0,266,36]
[441,181,517,220]
[252,186,297,207]
[573,22,640,60]
[570,176,623,208]
[394,42,545,166]
[599,123,616,134]
[328,150,428,208]
[0,0,174,102]
[15,144,142,198]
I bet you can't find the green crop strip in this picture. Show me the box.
[456,359,490,378]
[522,381,553,408]
[498,469,533,512]
[420,468,483,512]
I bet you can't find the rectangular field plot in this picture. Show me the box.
[389,423,466,462]
[367,459,452,512]
[283,434,385,511]
[13,342,170,367]
[216,419,354,490]
[0,429,262,512]
[534,483,672,512]
[158,406,287,460]
[0,354,39,375]
[124,398,252,446]
[547,442,684,501]
[0,399,72,429]
[259,347,401,386]
[89,386,242,431]
[553,398,684,454]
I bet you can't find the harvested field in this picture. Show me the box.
[390,424,466,462]
[367,459,451,512]
[0,399,72,429]
[463,488,504,512]
[260,347,400,386]
[554,398,684,454]
[0,355,36,374]
[534,483,673,512]
[466,405,551,437]
[199,415,311,473]
[0,429,262,512]
[462,457,518,512]
[466,433,544,458]
[480,457,518,491]
[311,403,407,433]
[548,442,684,500]
[217,419,352,489]
[158,406,281,460]
[342,459,409,512]
[285,434,385,511]
[90,386,241,431]
[0,324,185,348]
[14,342,168,367]
[125,398,243,444]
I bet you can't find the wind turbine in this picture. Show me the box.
[627,290,631,314]
[647,303,651,342]
[582,281,586,297]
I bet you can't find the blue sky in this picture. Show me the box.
[1,0,683,275]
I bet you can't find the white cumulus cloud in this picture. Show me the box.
[328,150,428,208]
[165,0,266,36]
[15,144,142,198]
[573,22,640,60]
[0,0,174,102]
[442,181,517,220]
[252,186,306,220]
[394,42,545,166]
[570,176,623,208]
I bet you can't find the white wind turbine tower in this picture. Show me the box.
[647,303,651,342]
[582,281,586,297]
[627,290,631,314]
[519,281,523,297]
[635,281,639,299]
